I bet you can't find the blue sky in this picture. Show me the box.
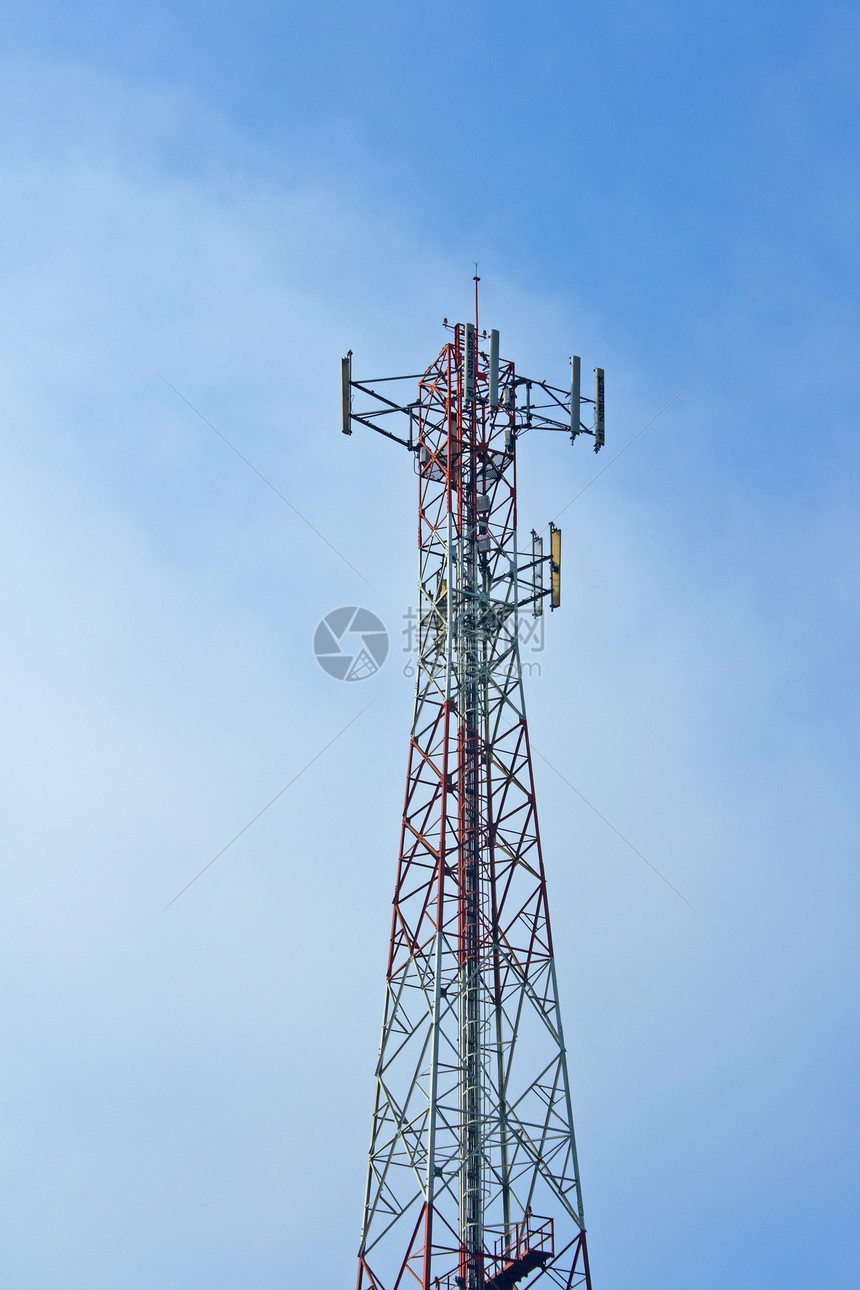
[0,3,858,1288]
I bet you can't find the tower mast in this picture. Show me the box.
[343,291,603,1290]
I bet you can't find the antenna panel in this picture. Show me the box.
[594,366,605,450]
[533,530,544,617]
[464,322,476,400]
[550,523,561,609]
[570,355,581,439]
[489,329,500,408]
[341,352,352,435]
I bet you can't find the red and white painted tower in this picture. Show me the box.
[342,282,604,1290]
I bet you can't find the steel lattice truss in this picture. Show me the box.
[347,312,599,1290]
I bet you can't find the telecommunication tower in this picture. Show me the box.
[342,281,604,1290]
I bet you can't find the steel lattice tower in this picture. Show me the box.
[342,283,604,1290]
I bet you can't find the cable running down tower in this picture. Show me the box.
[343,283,604,1290]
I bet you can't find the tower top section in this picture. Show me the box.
[341,319,605,455]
